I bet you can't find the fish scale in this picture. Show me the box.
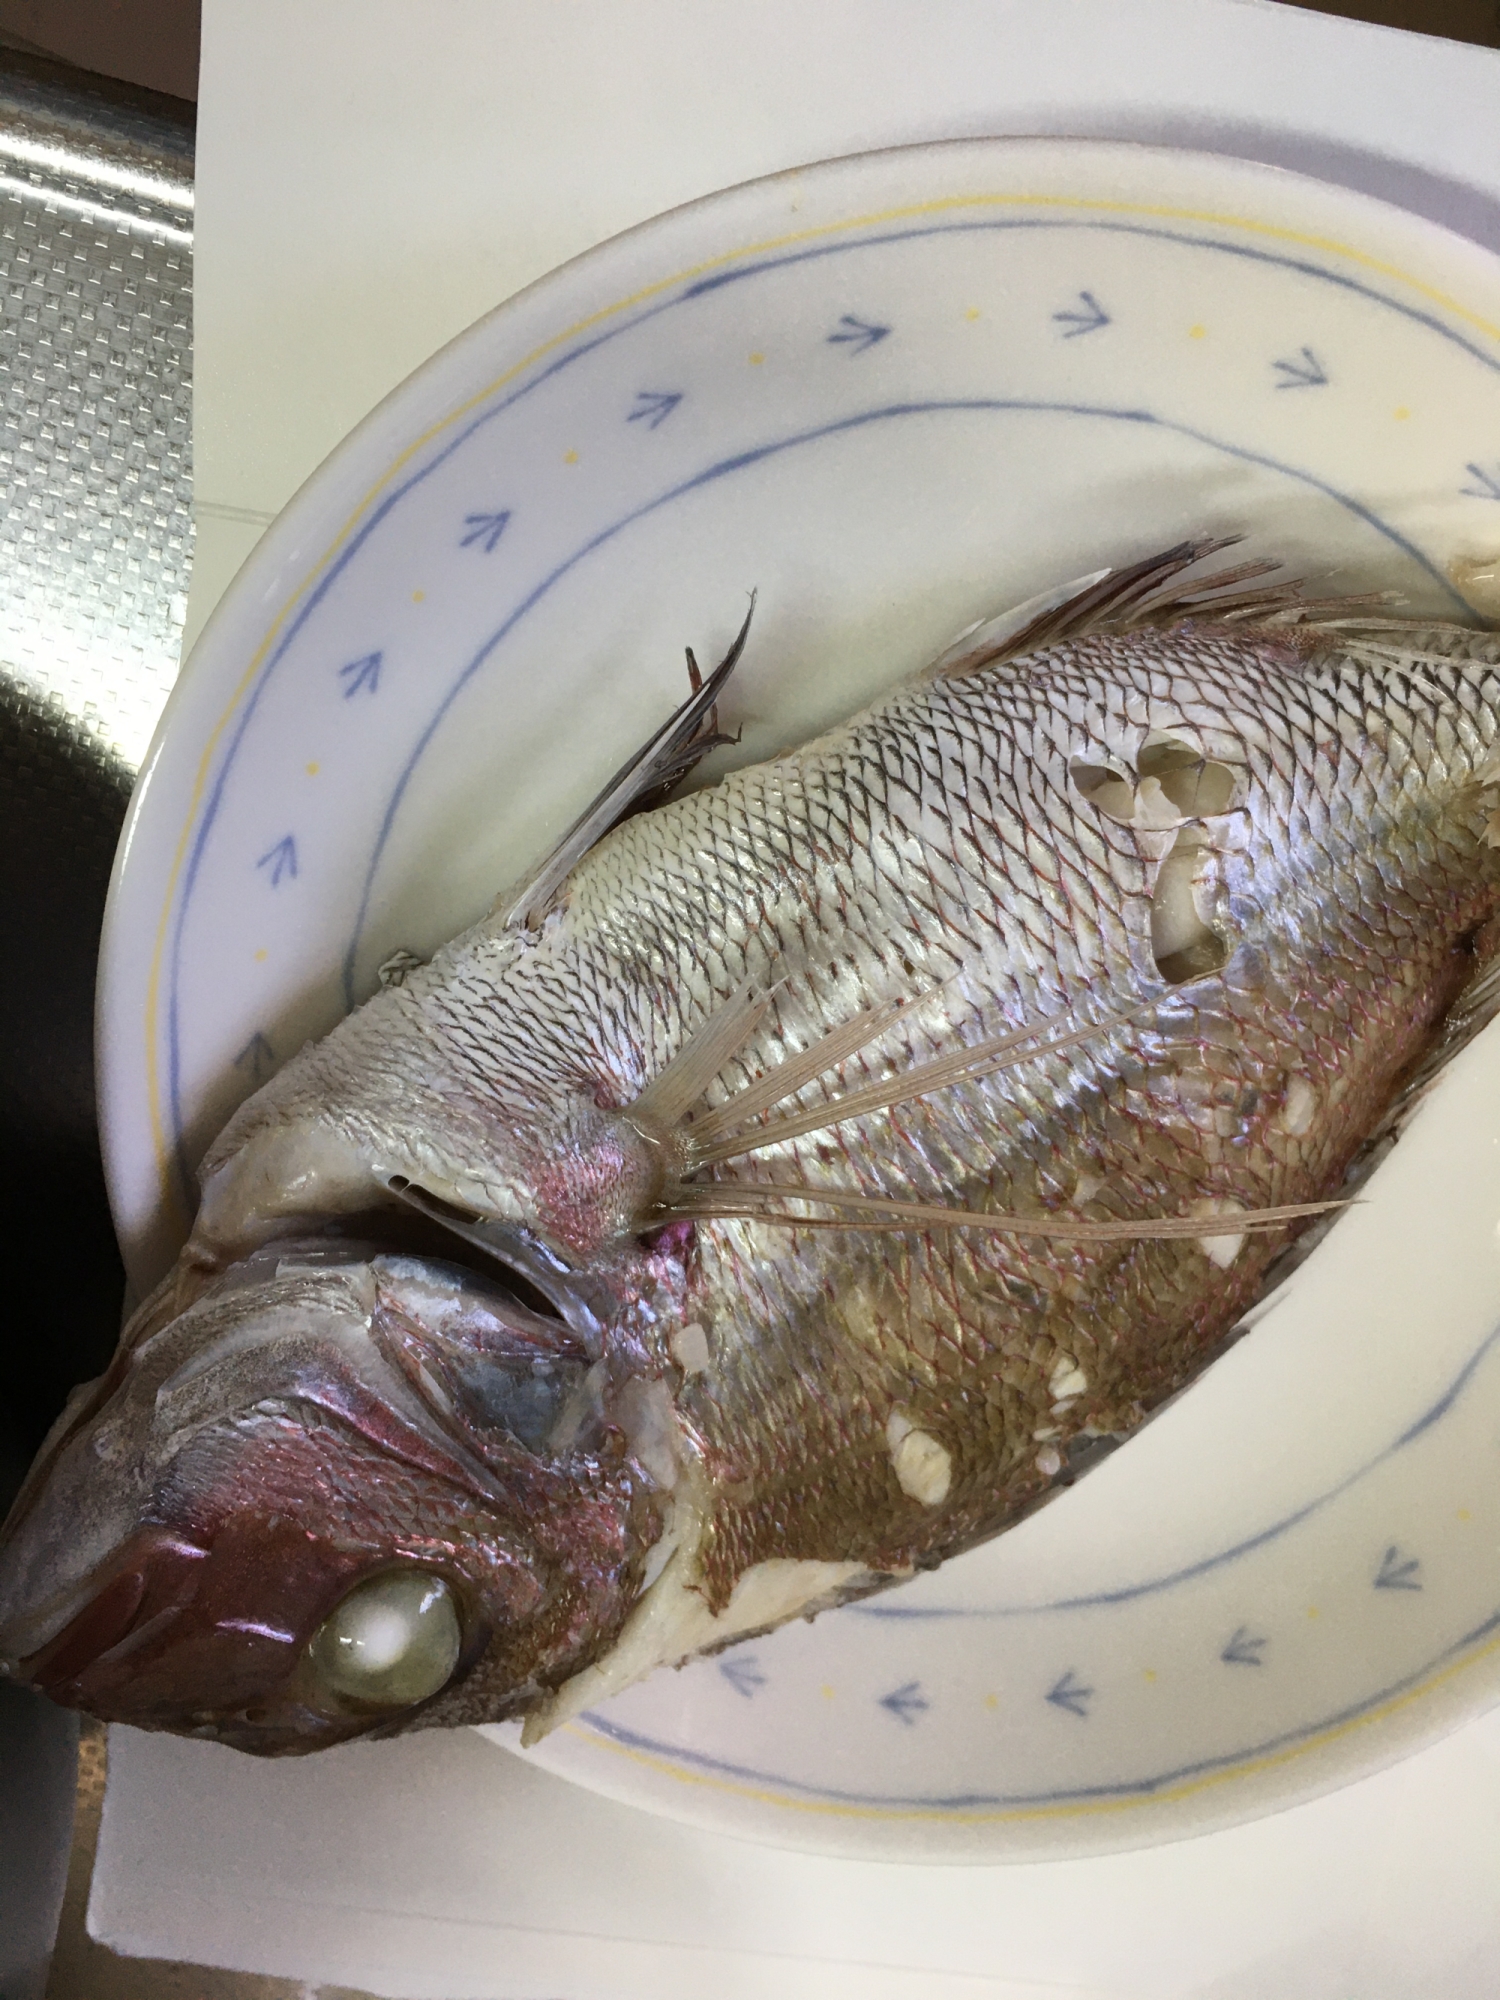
[8,554,1500,1753]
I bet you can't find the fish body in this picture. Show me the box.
[5,545,1500,1753]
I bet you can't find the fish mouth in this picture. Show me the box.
[12,1530,209,1703]
[0,1220,635,1751]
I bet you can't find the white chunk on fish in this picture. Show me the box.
[669,1321,711,1375]
[1277,1075,1318,1137]
[1048,1356,1088,1402]
[1189,1196,1249,1268]
[525,1469,869,1742]
[885,1412,953,1507]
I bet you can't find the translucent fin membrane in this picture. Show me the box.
[935,536,1273,680]
[679,998,910,1155]
[630,983,773,1134]
[934,535,1395,686]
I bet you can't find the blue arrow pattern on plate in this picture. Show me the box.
[718,1655,767,1698]
[879,1681,929,1725]
[461,509,512,552]
[1462,462,1500,501]
[1045,1670,1093,1718]
[628,390,682,430]
[256,836,298,887]
[827,314,890,356]
[1374,1546,1422,1591]
[1273,346,1328,388]
[1221,1626,1268,1666]
[1052,291,1111,338]
[234,1031,274,1084]
[338,651,383,698]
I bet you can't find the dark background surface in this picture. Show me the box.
[1284,0,1498,35]
[0,0,200,101]
[0,697,135,1518]
[0,44,194,1520]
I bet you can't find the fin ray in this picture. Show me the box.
[933,539,1436,684]
[663,1179,1345,1243]
[688,1000,1144,1166]
[935,538,1245,680]
[630,983,773,1133]
[681,997,912,1151]
[504,598,755,930]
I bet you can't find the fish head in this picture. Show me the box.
[0,1243,656,1752]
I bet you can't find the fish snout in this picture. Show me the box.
[1,1244,660,1750]
[0,1251,482,1750]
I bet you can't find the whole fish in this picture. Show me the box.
[4,540,1499,1757]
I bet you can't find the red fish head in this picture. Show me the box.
[0,1246,654,1753]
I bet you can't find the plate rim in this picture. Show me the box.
[98,130,1500,1858]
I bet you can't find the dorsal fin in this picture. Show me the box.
[500,547,1376,930]
[503,600,754,931]
[933,537,1308,681]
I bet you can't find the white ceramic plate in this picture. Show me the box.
[101,139,1500,1859]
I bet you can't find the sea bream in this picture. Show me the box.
[5,539,1500,1756]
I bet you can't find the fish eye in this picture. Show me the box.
[308,1570,462,1709]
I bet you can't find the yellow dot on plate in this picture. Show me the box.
[563,448,579,465]
[983,1691,999,1710]
[1458,1507,1473,1522]
[254,948,268,963]
[1189,323,1207,340]
[1394,406,1411,421]
[412,588,426,602]
[820,1683,835,1701]
[305,761,320,776]
[1307,1605,1320,1619]
[965,306,981,321]
[1142,1668,1157,1683]
[749,350,765,366]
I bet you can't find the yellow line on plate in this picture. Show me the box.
[564,1619,1500,1826]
